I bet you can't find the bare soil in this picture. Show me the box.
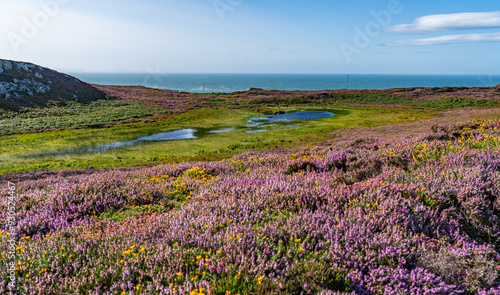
[329,108,500,141]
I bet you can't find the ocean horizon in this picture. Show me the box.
[70,73,500,94]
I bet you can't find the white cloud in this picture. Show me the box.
[384,11,500,33]
[385,32,500,46]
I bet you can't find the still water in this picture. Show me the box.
[43,111,335,155]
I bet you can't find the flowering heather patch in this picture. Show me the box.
[96,85,500,112]
[2,120,500,294]
[93,85,203,115]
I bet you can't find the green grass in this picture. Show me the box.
[0,105,437,174]
[245,92,499,109]
[412,96,499,108]
[247,93,407,106]
[98,205,166,222]
[0,99,166,133]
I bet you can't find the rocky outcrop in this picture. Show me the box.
[0,59,104,110]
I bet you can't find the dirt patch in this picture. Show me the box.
[329,108,500,141]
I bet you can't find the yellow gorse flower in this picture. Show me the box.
[257,276,264,284]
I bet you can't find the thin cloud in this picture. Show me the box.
[384,11,500,33]
[385,32,500,46]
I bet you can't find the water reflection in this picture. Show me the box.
[208,128,236,134]
[33,111,335,156]
[86,129,197,153]
[247,111,334,127]
[246,130,269,133]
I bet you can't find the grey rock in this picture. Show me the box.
[0,84,7,95]
[0,58,104,108]
[16,62,30,71]
[0,60,13,70]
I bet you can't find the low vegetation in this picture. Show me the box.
[0,99,166,134]
[1,85,499,173]
[3,62,500,294]
[1,120,500,294]
[0,106,437,174]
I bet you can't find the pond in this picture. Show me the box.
[41,111,334,155]
[84,129,197,153]
[247,111,334,127]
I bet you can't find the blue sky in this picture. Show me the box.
[0,0,499,74]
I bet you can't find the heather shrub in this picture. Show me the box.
[340,153,383,184]
[324,150,349,172]
[3,119,500,294]
[272,260,353,294]
[417,249,498,291]
[286,159,318,175]
[385,153,410,171]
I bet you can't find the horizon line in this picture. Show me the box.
[66,72,500,76]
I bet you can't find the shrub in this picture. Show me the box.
[416,249,498,291]
[325,150,348,173]
[281,260,353,294]
[286,160,318,175]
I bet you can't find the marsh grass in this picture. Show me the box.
[0,106,437,173]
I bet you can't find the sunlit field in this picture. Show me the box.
[2,119,500,294]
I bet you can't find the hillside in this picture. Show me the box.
[0,59,104,110]
[1,120,500,294]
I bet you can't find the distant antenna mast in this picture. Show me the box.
[346,75,349,90]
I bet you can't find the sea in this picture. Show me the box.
[70,73,500,94]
